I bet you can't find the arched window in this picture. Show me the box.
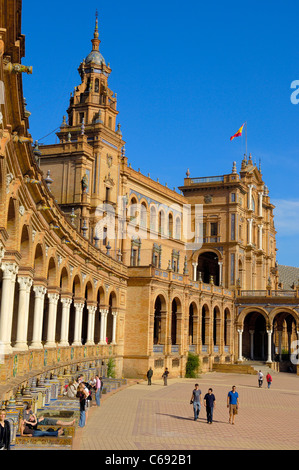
[175,217,181,240]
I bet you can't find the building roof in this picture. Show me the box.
[278,265,299,290]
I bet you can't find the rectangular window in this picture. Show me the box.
[231,193,236,203]
[231,214,236,241]
[230,253,235,284]
[210,222,218,237]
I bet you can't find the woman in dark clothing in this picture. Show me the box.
[0,410,11,450]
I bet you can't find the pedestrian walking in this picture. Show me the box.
[162,368,169,386]
[95,375,101,406]
[190,384,202,421]
[204,388,216,424]
[227,385,239,425]
[147,367,153,385]
[258,370,264,388]
[266,372,272,389]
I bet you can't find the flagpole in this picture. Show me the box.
[245,121,248,157]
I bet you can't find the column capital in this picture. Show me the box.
[48,293,60,304]
[87,305,97,314]
[1,262,19,280]
[74,302,85,310]
[100,308,109,316]
[33,285,47,297]
[112,311,118,317]
[18,276,33,291]
[61,297,72,307]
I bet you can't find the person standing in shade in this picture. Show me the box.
[147,367,153,386]
[266,372,272,389]
[162,368,169,386]
[190,384,202,421]
[227,385,239,425]
[258,370,264,388]
[204,388,216,424]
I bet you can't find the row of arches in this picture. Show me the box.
[239,308,299,363]
[153,294,232,350]
[129,197,182,239]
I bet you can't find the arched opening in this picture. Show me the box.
[6,198,17,248]
[197,251,220,285]
[171,298,182,345]
[82,282,93,344]
[140,202,147,229]
[47,258,57,288]
[213,306,221,347]
[150,205,157,232]
[168,213,173,238]
[95,286,105,344]
[201,304,209,347]
[158,210,165,237]
[153,295,166,345]
[34,244,45,279]
[224,308,231,348]
[272,311,298,367]
[189,303,195,345]
[20,225,30,265]
[107,292,116,344]
[243,312,267,361]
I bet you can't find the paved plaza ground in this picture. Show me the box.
[72,371,299,451]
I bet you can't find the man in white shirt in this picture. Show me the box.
[258,370,264,388]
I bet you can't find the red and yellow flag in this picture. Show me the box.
[230,123,245,141]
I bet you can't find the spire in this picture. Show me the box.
[92,10,101,51]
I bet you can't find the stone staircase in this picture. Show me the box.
[212,360,279,375]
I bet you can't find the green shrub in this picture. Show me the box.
[185,353,200,378]
[107,357,116,378]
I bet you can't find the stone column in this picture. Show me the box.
[45,293,60,348]
[86,305,97,345]
[99,309,108,345]
[237,329,243,362]
[248,218,253,245]
[14,276,33,351]
[258,224,263,250]
[248,184,253,210]
[258,191,263,217]
[111,311,118,345]
[192,262,198,282]
[72,303,84,346]
[218,261,223,286]
[278,330,282,361]
[30,285,47,350]
[0,262,19,353]
[249,330,255,360]
[267,329,273,363]
[59,297,72,347]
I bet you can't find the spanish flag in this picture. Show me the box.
[230,123,245,141]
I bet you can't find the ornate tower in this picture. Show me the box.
[40,13,125,255]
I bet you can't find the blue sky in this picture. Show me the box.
[22,0,299,267]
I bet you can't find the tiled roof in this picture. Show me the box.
[278,265,299,290]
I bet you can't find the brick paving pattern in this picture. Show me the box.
[72,371,299,450]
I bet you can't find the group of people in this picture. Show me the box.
[0,373,104,450]
[75,374,103,428]
[257,370,273,388]
[190,384,240,425]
